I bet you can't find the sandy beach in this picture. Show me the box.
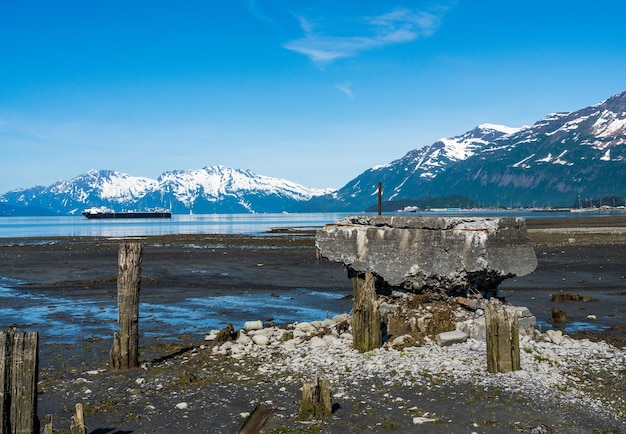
[0,216,625,432]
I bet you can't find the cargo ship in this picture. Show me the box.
[82,206,172,219]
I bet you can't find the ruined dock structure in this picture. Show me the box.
[316,215,538,371]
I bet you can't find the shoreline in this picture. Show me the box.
[1,217,625,432]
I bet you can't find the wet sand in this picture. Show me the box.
[0,216,625,432]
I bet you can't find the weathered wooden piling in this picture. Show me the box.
[299,375,332,420]
[485,304,521,373]
[351,272,382,352]
[0,330,39,434]
[110,243,143,371]
[238,403,274,434]
[69,403,86,434]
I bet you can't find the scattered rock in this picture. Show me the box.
[435,330,468,346]
[252,335,270,346]
[244,320,263,331]
[550,307,570,323]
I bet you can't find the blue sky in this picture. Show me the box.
[1,1,625,193]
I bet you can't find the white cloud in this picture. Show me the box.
[283,6,450,65]
[335,82,354,98]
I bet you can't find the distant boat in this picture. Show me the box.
[82,206,172,219]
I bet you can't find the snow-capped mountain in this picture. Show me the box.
[336,90,626,209]
[335,124,519,206]
[2,91,625,215]
[1,166,334,215]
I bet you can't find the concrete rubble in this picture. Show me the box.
[315,215,538,296]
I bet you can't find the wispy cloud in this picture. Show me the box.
[283,6,450,65]
[335,82,354,98]
[241,0,276,26]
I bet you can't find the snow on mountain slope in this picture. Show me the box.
[0,166,335,215]
[158,166,330,205]
[58,169,159,203]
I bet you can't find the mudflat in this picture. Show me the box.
[0,215,625,432]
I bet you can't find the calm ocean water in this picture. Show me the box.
[0,212,351,238]
[0,210,592,238]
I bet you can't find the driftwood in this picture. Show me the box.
[299,375,332,420]
[0,330,39,434]
[238,403,274,434]
[110,243,143,371]
[485,304,521,373]
[351,272,381,352]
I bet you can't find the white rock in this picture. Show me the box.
[435,330,468,346]
[586,314,597,320]
[296,322,317,333]
[244,320,263,331]
[175,402,189,410]
[252,335,270,346]
[310,336,326,348]
[204,330,218,341]
[332,313,349,323]
[220,341,234,352]
[391,335,410,347]
[546,329,565,345]
[236,333,252,344]
[413,416,437,424]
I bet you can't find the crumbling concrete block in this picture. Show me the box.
[315,215,537,296]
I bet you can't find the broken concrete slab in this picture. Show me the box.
[315,215,537,296]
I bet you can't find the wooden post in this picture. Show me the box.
[238,403,274,433]
[0,330,39,434]
[110,243,143,371]
[485,304,521,373]
[43,415,53,434]
[299,375,332,420]
[70,403,86,434]
[351,272,382,352]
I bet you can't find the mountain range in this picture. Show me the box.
[1,90,625,215]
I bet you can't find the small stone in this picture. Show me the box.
[252,335,270,346]
[413,416,437,424]
[310,336,326,348]
[244,320,263,331]
[546,329,564,345]
[296,322,316,333]
[586,314,597,320]
[435,330,467,346]
[176,402,189,410]
[236,333,252,344]
[204,332,218,341]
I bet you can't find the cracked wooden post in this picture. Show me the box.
[0,330,39,434]
[70,403,86,434]
[299,375,332,420]
[110,243,143,371]
[351,272,382,352]
[485,304,521,373]
[238,403,274,433]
